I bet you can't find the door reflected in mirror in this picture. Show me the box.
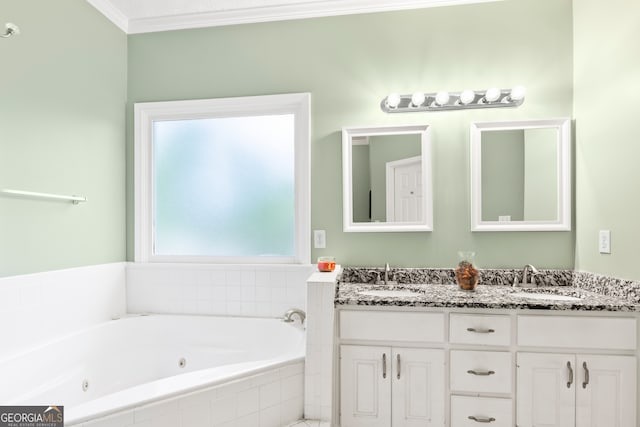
[471,118,571,231]
[352,133,422,223]
[343,125,433,232]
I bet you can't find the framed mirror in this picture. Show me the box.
[470,118,571,231]
[342,125,433,232]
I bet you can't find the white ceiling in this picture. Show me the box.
[87,0,501,34]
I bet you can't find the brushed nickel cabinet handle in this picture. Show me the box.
[468,415,496,423]
[397,354,401,379]
[567,361,574,388]
[382,353,387,379]
[466,327,495,334]
[582,361,590,389]
[467,369,495,376]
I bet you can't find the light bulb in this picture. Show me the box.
[459,89,476,105]
[509,86,526,102]
[484,87,502,103]
[434,91,450,106]
[386,93,401,109]
[411,92,425,107]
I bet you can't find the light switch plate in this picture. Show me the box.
[313,230,326,249]
[599,230,611,254]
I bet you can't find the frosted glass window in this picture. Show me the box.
[152,114,295,257]
[134,93,310,264]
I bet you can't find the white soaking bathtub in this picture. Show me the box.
[0,314,306,426]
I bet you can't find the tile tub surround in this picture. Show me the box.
[75,362,304,427]
[286,421,331,427]
[126,263,314,318]
[339,266,574,287]
[305,267,341,422]
[0,263,127,360]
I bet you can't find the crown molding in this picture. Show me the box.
[90,0,502,35]
[87,0,129,33]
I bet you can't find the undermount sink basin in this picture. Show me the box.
[358,289,422,298]
[511,292,582,302]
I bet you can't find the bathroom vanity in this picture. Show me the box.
[334,279,640,427]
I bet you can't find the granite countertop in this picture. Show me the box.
[335,282,640,312]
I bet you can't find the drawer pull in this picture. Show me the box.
[397,354,401,379]
[382,353,387,379]
[467,369,495,376]
[466,327,495,334]
[567,361,573,388]
[582,361,589,389]
[468,415,496,423]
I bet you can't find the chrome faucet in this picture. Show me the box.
[282,308,306,324]
[380,262,398,288]
[514,264,539,287]
[384,262,391,285]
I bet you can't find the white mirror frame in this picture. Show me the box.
[342,125,433,232]
[470,118,571,232]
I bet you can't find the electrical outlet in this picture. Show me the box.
[599,230,611,254]
[313,230,326,249]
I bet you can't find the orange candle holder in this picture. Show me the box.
[317,256,336,272]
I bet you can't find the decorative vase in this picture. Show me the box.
[455,251,480,291]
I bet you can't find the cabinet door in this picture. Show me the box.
[341,345,391,427]
[392,348,445,427]
[576,354,636,427]
[516,352,576,427]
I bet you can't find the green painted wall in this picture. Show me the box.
[481,130,525,221]
[523,128,558,221]
[574,0,640,280]
[351,144,371,222]
[128,0,574,269]
[0,1,127,277]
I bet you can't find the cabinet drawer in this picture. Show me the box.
[450,350,512,393]
[518,315,637,350]
[451,396,512,427]
[450,314,511,346]
[340,310,445,343]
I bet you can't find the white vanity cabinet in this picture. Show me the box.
[516,315,637,427]
[340,345,445,427]
[339,310,446,427]
[517,353,636,427]
[336,309,638,427]
[449,314,513,426]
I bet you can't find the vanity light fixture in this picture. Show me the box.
[386,93,402,109]
[481,87,502,103]
[506,85,526,102]
[458,89,476,105]
[381,86,526,113]
[410,92,426,108]
[433,91,450,107]
[1,22,20,38]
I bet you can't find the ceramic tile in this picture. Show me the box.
[260,380,282,409]
[259,404,280,427]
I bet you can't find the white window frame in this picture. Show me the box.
[134,93,311,264]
